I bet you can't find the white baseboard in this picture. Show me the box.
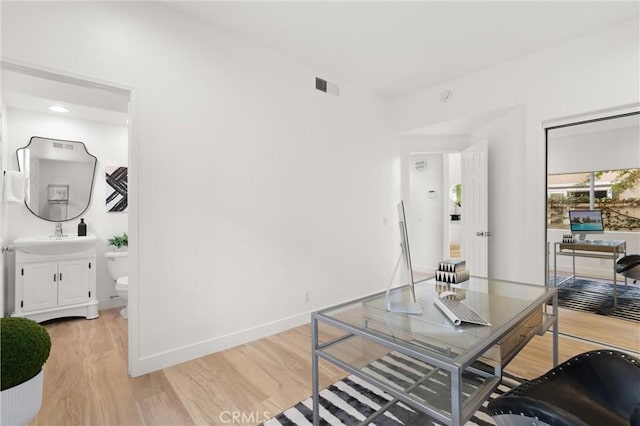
[132,311,310,376]
[99,297,126,311]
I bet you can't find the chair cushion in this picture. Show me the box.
[616,254,640,274]
[488,350,640,426]
[632,402,640,426]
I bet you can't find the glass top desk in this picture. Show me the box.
[311,277,558,425]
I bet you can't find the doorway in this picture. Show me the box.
[405,142,488,278]
[400,105,524,281]
[0,61,135,373]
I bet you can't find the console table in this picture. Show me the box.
[553,240,626,306]
[311,277,558,425]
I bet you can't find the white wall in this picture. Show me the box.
[392,18,640,285]
[407,153,443,272]
[400,135,470,202]
[4,108,128,311]
[1,2,397,375]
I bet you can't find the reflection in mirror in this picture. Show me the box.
[449,183,461,221]
[547,112,640,233]
[16,136,97,222]
[449,183,461,206]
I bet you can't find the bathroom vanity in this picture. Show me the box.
[12,234,98,323]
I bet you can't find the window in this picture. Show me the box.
[547,169,640,231]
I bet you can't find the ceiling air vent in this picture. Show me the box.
[52,142,75,150]
[315,77,339,96]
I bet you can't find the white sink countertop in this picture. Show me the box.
[13,233,97,255]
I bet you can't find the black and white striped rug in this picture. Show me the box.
[261,352,525,426]
[549,276,640,322]
[556,287,640,322]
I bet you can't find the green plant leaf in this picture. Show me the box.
[108,233,129,248]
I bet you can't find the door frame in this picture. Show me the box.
[0,58,140,376]
[400,143,490,276]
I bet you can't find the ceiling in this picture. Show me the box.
[2,69,129,126]
[163,1,639,100]
[3,2,637,133]
[401,105,521,136]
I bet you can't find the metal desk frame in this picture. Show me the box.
[311,279,558,426]
[553,240,626,306]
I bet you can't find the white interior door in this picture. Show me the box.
[462,140,489,277]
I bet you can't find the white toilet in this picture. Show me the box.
[105,250,128,319]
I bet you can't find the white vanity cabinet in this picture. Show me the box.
[13,237,99,323]
[19,261,58,312]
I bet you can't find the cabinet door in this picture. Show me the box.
[57,260,90,306]
[21,262,58,311]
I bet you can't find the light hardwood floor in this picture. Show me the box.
[34,306,639,425]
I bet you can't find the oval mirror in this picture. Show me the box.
[16,136,97,222]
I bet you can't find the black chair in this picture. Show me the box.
[488,350,640,426]
[617,254,640,283]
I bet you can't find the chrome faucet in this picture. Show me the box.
[54,223,64,238]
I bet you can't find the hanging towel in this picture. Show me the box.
[3,170,25,204]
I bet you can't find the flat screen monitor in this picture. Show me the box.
[385,201,422,315]
[397,201,415,291]
[569,209,604,241]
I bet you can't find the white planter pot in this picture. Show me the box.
[0,369,44,426]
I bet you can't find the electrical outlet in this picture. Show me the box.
[303,291,310,303]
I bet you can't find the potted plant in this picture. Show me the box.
[1,317,51,426]
[108,232,128,250]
